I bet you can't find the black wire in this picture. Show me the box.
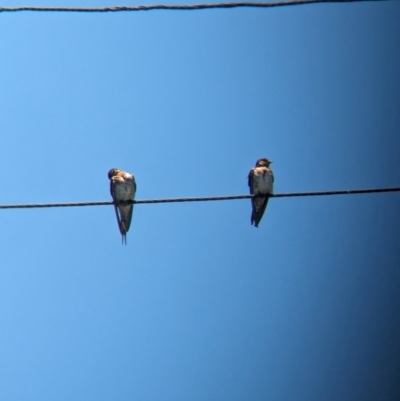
[0,187,398,209]
[0,0,389,14]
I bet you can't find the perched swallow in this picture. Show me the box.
[108,168,137,245]
[248,158,274,228]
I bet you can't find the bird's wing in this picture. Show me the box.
[110,178,124,233]
[248,168,255,193]
[124,205,133,232]
[131,177,137,194]
[110,178,115,198]
[252,196,268,226]
[115,177,136,234]
[124,178,136,232]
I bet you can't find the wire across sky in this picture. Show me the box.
[0,0,391,14]
[0,0,396,211]
[0,187,399,209]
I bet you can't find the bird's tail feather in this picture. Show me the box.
[119,221,128,245]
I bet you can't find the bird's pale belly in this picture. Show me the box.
[114,183,134,200]
[254,174,273,194]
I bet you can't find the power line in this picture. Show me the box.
[0,0,390,14]
[0,187,398,209]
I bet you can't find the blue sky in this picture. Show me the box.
[1,1,399,400]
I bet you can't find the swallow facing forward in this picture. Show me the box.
[248,158,274,228]
[108,168,137,245]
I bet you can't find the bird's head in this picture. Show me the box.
[108,168,121,179]
[256,158,272,167]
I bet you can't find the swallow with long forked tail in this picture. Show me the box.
[248,158,274,227]
[108,168,136,244]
